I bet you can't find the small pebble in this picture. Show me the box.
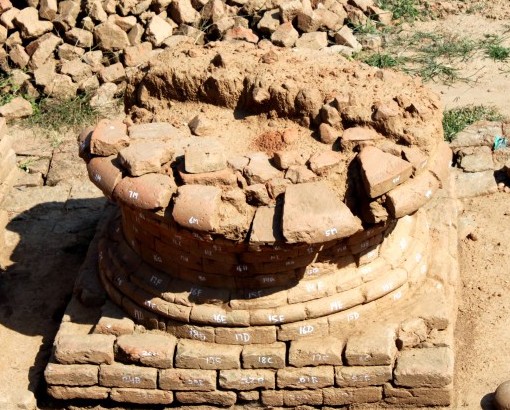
[495,380,510,410]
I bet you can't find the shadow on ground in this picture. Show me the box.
[0,196,107,406]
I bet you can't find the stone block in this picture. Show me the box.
[288,336,344,367]
[146,15,173,46]
[345,325,397,366]
[129,121,184,140]
[219,369,275,390]
[271,22,299,47]
[54,334,115,365]
[45,363,98,386]
[159,368,217,391]
[394,347,454,388]
[261,390,283,406]
[175,339,242,369]
[124,42,153,67]
[455,169,497,198]
[66,27,93,48]
[241,343,286,369]
[99,363,158,388]
[295,31,328,50]
[308,151,342,175]
[94,22,130,51]
[99,62,126,83]
[249,205,284,244]
[116,333,176,368]
[277,366,334,389]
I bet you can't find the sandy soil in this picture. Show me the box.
[1,1,510,409]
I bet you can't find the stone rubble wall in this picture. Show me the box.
[0,0,388,105]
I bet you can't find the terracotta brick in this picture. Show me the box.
[356,244,381,266]
[322,386,382,405]
[129,122,183,140]
[363,268,407,302]
[235,270,299,289]
[121,297,165,330]
[305,288,365,319]
[328,305,369,334]
[172,184,222,232]
[118,140,174,176]
[384,383,452,406]
[110,388,173,404]
[336,365,392,387]
[114,173,176,210]
[250,303,307,326]
[175,339,242,369]
[219,369,275,390]
[379,214,417,268]
[349,233,383,254]
[166,322,215,343]
[87,155,123,198]
[427,141,452,188]
[90,119,129,156]
[277,365,334,389]
[394,347,454,388]
[116,333,176,368]
[178,164,237,186]
[287,275,336,304]
[277,317,329,341]
[358,257,389,283]
[230,288,288,310]
[189,304,250,326]
[282,181,362,243]
[159,369,217,391]
[345,324,397,366]
[386,171,439,218]
[249,205,285,244]
[55,334,115,365]
[244,152,282,184]
[184,138,226,173]
[175,390,237,406]
[289,336,344,367]
[358,145,413,198]
[261,390,283,406]
[94,304,135,337]
[238,390,260,401]
[283,389,323,406]
[347,222,388,245]
[215,326,277,345]
[45,363,98,386]
[241,343,286,369]
[47,385,110,400]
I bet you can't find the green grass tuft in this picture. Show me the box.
[362,52,402,68]
[376,0,422,22]
[443,106,504,142]
[486,44,510,61]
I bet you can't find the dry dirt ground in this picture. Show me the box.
[1,2,510,410]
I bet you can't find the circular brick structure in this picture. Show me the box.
[69,44,455,407]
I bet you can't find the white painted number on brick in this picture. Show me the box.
[299,325,314,335]
[312,353,329,361]
[122,375,141,384]
[268,314,285,324]
[299,376,319,384]
[153,254,162,263]
[205,356,222,364]
[235,333,250,342]
[128,190,139,200]
[188,216,199,224]
[258,356,273,364]
[325,227,338,237]
[189,328,207,341]
[347,312,360,322]
[213,314,227,323]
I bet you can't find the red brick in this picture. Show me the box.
[87,155,123,198]
[116,333,176,368]
[54,334,115,365]
[118,140,174,177]
[178,164,237,186]
[289,336,344,367]
[282,181,362,243]
[323,386,382,405]
[114,173,176,210]
[111,388,173,404]
[249,205,284,244]
[121,297,165,330]
[358,145,413,198]
[45,363,98,386]
[230,288,288,310]
[175,390,237,406]
[175,339,242,369]
[241,343,286,369]
[218,369,275,390]
[100,363,158,389]
[159,369,217,391]
[90,119,129,156]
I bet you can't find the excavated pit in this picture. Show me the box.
[45,44,458,408]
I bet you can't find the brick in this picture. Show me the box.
[282,181,362,243]
[185,138,226,173]
[341,126,383,148]
[119,141,173,176]
[94,303,135,336]
[167,322,215,343]
[121,297,165,330]
[238,390,259,401]
[175,339,242,369]
[172,184,222,232]
[358,145,413,198]
[287,275,335,304]
[357,244,381,266]
[219,369,275,390]
[323,386,382,405]
[159,369,217,391]
[289,336,344,367]
[261,390,283,406]
[278,317,329,341]
[305,288,365,319]
[55,334,115,365]
[358,257,389,282]
[100,363,157,389]
[427,141,452,188]
[284,389,323,406]
[178,164,237,186]
[47,385,109,400]
[114,173,176,210]
[308,151,342,175]
[111,388,173,404]
[244,153,282,184]
[116,333,176,368]
[336,365,392,387]
[364,268,407,302]
[90,119,129,156]
[45,363,98,386]
[384,383,452,406]
[215,326,277,345]
[230,287,288,310]
[250,304,306,326]
[278,366,334,389]
[175,390,237,406]
[189,304,250,326]
[394,347,454,388]
[345,325,397,366]
[87,155,123,198]
[241,343,286,369]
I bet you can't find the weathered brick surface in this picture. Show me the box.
[54,334,115,365]
[288,336,344,367]
[277,316,329,341]
[159,369,217,391]
[277,366,334,389]
[384,383,452,406]
[90,119,129,156]
[345,325,397,366]
[335,365,392,387]
[261,390,284,406]
[305,288,365,318]
[215,326,277,345]
[219,369,275,390]
[189,304,250,326]
[175,339,242,369]
[115,333,176,368]
[175,390,237,406]
[47,385,110,400]
[283,389,324,406]
[237,390,260,401]
[114,173,176,210]
[184,138,226,173]
[241,343,286,369]
[99,363,158,389]
[166,322,215,343]
[110,388,173,404]
[394,347,454,388]
[363,268,407,302]
[322,386,382,405]
[45,363,98,386]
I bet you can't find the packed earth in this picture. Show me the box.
[0,0,510,409]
